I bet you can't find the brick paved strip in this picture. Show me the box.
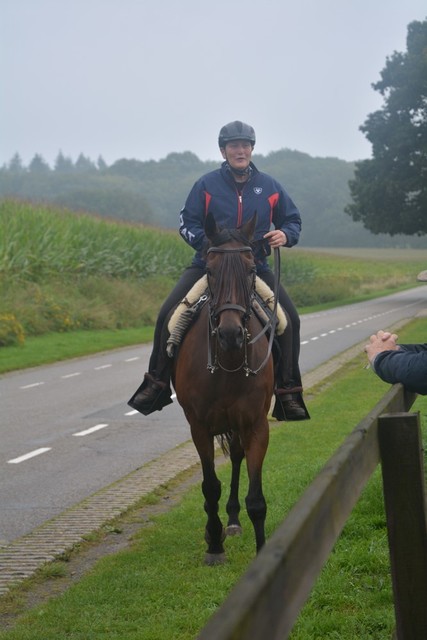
[0,442,200,595]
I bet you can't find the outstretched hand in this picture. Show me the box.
[364,330,399,364]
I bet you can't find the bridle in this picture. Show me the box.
[205,244,279,376]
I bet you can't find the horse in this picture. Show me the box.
[171,212,275,565]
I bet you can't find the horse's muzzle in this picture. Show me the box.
[217,323,245,351]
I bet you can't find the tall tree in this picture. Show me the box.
[8,153,25,173]
[54,151,74,173]
[346,18,427,235]
[28,154,50,173]
[97,155,108,171]
[75,153,96,172]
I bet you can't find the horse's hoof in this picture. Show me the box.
[225,524,242,537]
[205,552,226,566]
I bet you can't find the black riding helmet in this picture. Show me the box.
[218,121,256,148]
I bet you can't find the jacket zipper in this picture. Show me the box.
[237,192,243,226]
[227,167,251,227]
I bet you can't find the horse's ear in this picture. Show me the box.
[240,212,257,242]
[205,211,219,241]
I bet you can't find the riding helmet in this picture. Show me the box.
[218,121,256,148]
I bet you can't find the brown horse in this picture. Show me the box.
[171,213,274,565]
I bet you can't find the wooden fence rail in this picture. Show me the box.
[197,384,427,640]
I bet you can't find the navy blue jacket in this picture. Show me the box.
[179,161,301,273]
[373,343,427,395]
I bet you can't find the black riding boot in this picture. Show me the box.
[128,373,173,415]
[272,330,310,421]
[128,331,173,416]
[128,265,205,416]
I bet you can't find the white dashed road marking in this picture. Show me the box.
[5,355,144,466]
[8,448,52,464]
[19,382,45,389]
[73,424,109,437]
[300,304,413,347]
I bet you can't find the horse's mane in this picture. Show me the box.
[206,227,255,312]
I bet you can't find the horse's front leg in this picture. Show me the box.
[225,432,245,537]
[193,430,226,565]
[201,460,226,565]
[245,420,269,553]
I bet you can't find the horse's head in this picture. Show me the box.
[204,213,257,352]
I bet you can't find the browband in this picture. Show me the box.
[207,246,253,255]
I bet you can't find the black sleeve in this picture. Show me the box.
[373,346,427,395]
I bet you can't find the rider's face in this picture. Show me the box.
[221,140,253,172]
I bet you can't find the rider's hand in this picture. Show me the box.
[264,230,287,248]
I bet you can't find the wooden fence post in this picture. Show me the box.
[378,412,427,640]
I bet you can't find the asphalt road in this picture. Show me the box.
[1,285,426,543]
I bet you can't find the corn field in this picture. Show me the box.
[0,199,192,282]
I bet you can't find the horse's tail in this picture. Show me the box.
[215,432,234,457]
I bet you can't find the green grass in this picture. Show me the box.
[284,246,427,308]
[0,327,154,374]
[1,319,426,639]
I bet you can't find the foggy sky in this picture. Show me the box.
[2,0,426,168]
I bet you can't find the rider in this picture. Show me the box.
[129,120,309,421]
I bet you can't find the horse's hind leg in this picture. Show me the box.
[225,433,244,537]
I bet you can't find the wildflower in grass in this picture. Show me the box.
[0,313,25,346]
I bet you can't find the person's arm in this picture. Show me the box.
[265,186,302,249]
[179,179,207,251]
[398,343,427,354]
[373,349,427,395]
[365,331,427,395]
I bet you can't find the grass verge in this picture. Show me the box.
[0,319,426,639]
[0,327,154,374]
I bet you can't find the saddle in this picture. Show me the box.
[166,275,287,358]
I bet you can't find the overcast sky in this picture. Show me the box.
[2,0,426,168]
